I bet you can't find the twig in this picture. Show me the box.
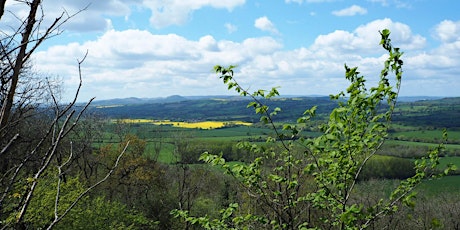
[0,133,19,156]
[46,141,130,229]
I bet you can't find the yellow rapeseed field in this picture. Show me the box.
[115,119,251,129]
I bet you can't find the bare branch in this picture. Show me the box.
[0,0,41,130]
[14,50,93,224]
[0,0,6,20]
[54,141,74,220]
[46,141,130,230]
[1,2,89,131]
[0,133,19,156]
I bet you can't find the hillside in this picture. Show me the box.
[89,96,334,122]
[89,96,460,129]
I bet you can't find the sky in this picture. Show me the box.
[3,0,460,101]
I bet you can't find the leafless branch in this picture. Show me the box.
[12,48,93,225]
[0,0,7,20]
[53,141,73,220]
[46,141,130,230]
[0,133,19,156]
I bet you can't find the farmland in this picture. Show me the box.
[93,95,460,175]
[83,95,460,229]
[117,119,252,129]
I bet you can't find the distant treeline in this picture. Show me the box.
[91,96,460,129]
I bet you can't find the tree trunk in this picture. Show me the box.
[0,0,41,130]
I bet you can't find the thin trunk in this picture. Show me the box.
[0,0,41,130]
[0,0,6,19]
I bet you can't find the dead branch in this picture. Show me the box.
[0,133,18,156]
[46,141,130,229]
[14,50,93,225]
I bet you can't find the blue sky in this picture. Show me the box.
[3,0,460,101]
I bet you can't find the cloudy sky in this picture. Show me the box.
[4,0,460,101]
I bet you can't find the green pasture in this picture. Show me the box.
[391,130,460,141]
[192,126,268,139]
[144,142,177,164]
[98,120,460,199]
[438,156,460,171]
[417,175,460,195]
[389,123,421,132]
[386,140,460,150]
[99,119,460,168]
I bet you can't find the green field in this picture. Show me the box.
[417,175,460,195]
[390,129,460,144]
[386,140,460,151]
[93,96,460,201]
[81,96,460,229]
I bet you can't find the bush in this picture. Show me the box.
[359,155,415,180]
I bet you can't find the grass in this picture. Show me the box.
[391,130,460,140]
[417,175,460,195]
[144,142,177,164]
[389,123,421,131]
[94,115,460,205]
[438,156,460,170]
[386,140,460,150]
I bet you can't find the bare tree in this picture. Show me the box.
[0,0,6,19]
[0,1,127,228]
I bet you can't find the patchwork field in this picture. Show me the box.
[116,119,252,129]
[92,96,460,202]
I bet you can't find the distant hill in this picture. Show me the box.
[397,96,444,102]
[90,95,444,106]
[89,96,335,122]
[88,96,460,129]
[392,97,460,128]
[90,95,190,106]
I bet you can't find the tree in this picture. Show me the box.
[172,30,455,229]
[23,174,153,229]
[0,1,128,228]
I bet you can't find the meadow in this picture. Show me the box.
[86,96,460,229]
[100,118,460,194]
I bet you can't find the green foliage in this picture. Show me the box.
[173,30,454,229]
[55,196,154,230]
[95,135,177,229]
[358,155,415,180]
[20,173,153,229]
[23,175,84,228]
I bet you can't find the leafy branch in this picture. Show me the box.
[174,29,452,230]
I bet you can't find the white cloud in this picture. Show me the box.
[2,0,246,32]
[433,20,460,43]
[367,0,411,9]
[1,0,134,33]
[404,20,460,92]
[285,0,304,3]
[143,0,246,28]
[367,0,388,6]
[311,18,426,55]
[254,16,279,35]
[33,30,283,101]
[32,18,460,101]
[45,0,132,32]
[307,28,458,95]
[225,23,238,34]
[242,37,283,55]
[332,5,367,16]
[285,0,336,4]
